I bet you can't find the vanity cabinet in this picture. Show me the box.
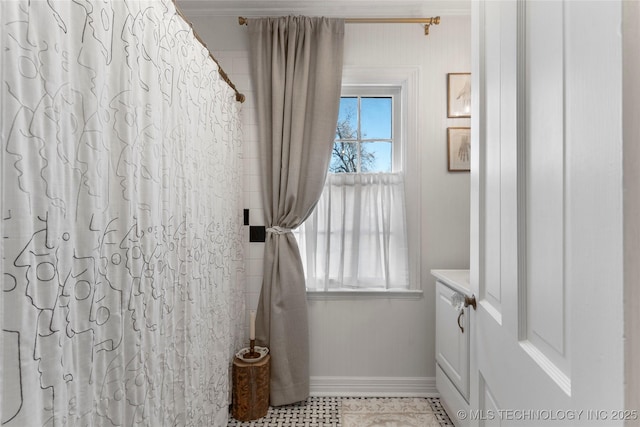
[432,270,472,427]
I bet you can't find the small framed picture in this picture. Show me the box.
[447,73,471,118]
[448,127,471,172]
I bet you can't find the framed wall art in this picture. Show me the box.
[447,73,471,118]
[447,127,471,172]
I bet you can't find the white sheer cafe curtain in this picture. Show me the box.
[1,1,245,425]
[296,172,409,291]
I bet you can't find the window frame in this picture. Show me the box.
[304,67,422,298]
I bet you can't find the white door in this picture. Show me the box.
[469,1,627,426]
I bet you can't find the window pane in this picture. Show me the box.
[361,97,392,140]
[330,142,359,173]
[336,97,358,140]
[361,141,392,173]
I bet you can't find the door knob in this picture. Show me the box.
[464,295,477,310]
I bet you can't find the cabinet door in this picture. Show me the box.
[436,282,470,400]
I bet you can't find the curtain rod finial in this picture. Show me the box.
[239,17,248,26]
[424,16,440,36]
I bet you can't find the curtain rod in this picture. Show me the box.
[238,16,441,35]
[173,0,246,102]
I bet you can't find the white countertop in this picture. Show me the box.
[431,269,471,295]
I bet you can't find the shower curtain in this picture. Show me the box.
[1,1,245,425]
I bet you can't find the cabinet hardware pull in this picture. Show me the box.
[457,310,465,333]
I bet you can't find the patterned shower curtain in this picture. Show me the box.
[1,1,245,425]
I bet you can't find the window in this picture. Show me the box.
[330,86,402,174]
[295,84,411,293]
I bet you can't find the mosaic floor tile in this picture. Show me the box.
[227,396,454,426]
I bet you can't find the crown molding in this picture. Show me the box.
[176,0,471,18]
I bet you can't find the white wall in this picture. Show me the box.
[190,14,471,394]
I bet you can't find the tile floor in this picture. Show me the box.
[227,396,455,426]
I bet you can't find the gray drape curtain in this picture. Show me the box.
[248,16,344,406]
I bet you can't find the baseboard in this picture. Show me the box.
[309,376,438,397]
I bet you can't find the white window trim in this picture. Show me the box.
[306,289,423,300]
[306,66,422,298]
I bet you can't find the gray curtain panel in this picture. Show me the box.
[248,16,344,406]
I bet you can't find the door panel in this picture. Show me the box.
[524,0,567,374]
[480,0,503,320]
[479,374,501,427]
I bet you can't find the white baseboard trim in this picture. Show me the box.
[309,376,439,397]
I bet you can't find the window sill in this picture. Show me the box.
[306,289,423,300]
